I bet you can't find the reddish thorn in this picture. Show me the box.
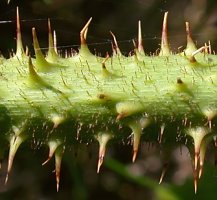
[138,20,144,53]
[199,163,203,179]
[110,31,121,55]
[162,12,168,45]
[132,150,138,163]
[97,156,104,173]
[159,163,168,184]
[194,152,199,170]
[193,169,198,194]
[159,125,165,144]
[80,18,92,45]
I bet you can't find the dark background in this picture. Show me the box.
[1,0,217,55]
[1,0,217,200]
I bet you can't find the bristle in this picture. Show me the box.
[191,46,207,57]
[110,31,122,56]
[208,40,212,54]
[47,18,59,62]
[188,45,209,63]
[53,30,57,54]
[159,12,171,56]
[101,54,113,77]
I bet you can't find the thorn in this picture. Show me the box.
[198,161,203,179]
[47,18,59,62]
[194,152,199,170]
[42,140,62,166]
[110,31,121,56]
[116,102,144,120]
[128,120,142,162]
[28,56,48,87]
[159,163,168,184]
[5,126,26,184]
[187,127,210,172]
[79,18,94,57]
[198,136,212,178]
[159,124,165,144]
[95,132,112,173]
[55,146,64,192]
[51,114,65,129]
[203,108,217,129]
[16,7,25,59]
[184,22,197,56]
[137,20,144,54]
[25,46,29,56]
[80,17,92,45]
[159,12,171,56]
[193,169,198,194]
[28,56,63,95]
[32,27,53,72]
[214,136,217,147]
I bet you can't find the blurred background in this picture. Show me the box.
[0,0,217,199]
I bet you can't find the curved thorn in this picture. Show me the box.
[42,140,62,166]
[110,31,121,56]
[32,27,53,72]
[5,126,26,184]
[80,17,92,45]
